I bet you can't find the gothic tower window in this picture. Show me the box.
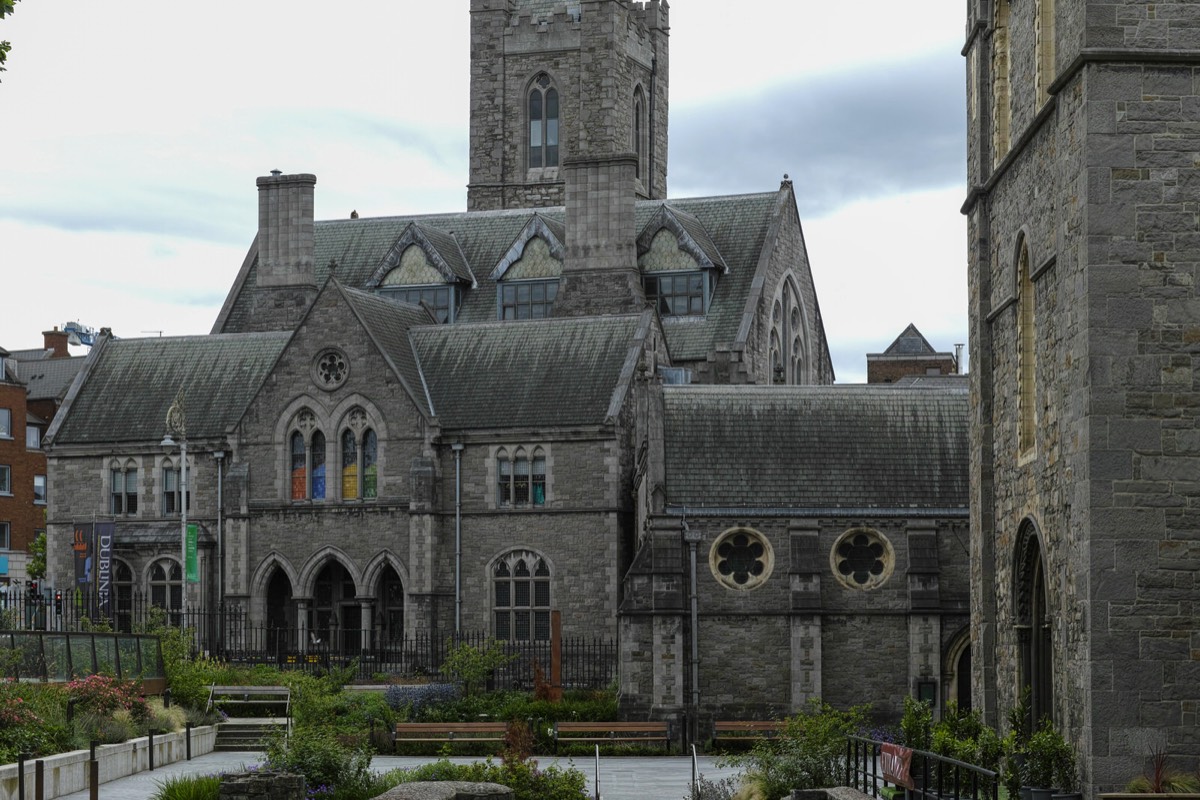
[992,0,1012,164]
[633,85,647,183]
[1017,239,1036,455]
[1036,0,1056,106]
[493,550,552,641]
[528,74,560,169]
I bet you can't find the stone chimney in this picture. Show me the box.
[251,172,319,331]
[256,172,317,289]
[42,327,70,358]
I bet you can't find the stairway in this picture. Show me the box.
[214,717,290,751]
[208,684,292,751]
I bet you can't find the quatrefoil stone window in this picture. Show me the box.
[313,349,349,390]
[709,527,773,591]
[830,528,895,590]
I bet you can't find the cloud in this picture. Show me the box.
[670,53,965,215]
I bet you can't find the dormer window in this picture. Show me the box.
[369,225,475,323]
[637,207,727,318]
[645,272,709,316]
[491,216,565,320]
[501,280,558,320]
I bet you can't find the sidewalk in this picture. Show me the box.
[55,751,744,800]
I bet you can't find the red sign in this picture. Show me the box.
[882,743,915,790]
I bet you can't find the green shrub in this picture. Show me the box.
[722,698,868,799]
[900,696,933,751]
[262,727,373,798]
[390,756,588,800]
[439,639,517,697]
[149,773,222,800]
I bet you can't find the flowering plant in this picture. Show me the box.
[67,674,149,720]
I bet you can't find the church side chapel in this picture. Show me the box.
[44,0,968,731]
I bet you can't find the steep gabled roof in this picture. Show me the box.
[410,313,649,430]
[215,192,783,366]
[662,385,968,510]
[50,333,290,445]
[875,323,939,357]
[18,356,85,402]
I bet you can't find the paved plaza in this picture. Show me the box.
[55,750,744,800]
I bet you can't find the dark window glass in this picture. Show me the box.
[291,432,306,500]
[311,431,326,500]
[363,430,378,499]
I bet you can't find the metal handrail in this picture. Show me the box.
[846,735,999,800]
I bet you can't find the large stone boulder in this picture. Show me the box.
[374,781,513,800]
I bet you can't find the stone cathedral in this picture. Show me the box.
[44,0,970,735]
[965,0,1200,794]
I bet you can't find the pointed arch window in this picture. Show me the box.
[150,558,183,625]
[496,447,546,507]
[341,426,378,501]
[1036,0,1056,105]
[993,0,1012,164]
[493,551,552,641]
[529,74,560,169]
[290,417,327,502]
[1015,521,1053,726]
[633,86,647,183]
[1017,240,1036,455]
[769,277,807,385]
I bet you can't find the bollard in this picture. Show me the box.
[186,722,192,761]
[35,759,44,800]
[163,689,171,709]
[17,753,28,800]
[148,730,155,771]
[89,741,97,763]
[88,759,98,800]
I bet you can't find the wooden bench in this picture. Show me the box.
[553,721,672,753]
[711,720,784,746]
[394,721,509,750]
[206,685,291,718]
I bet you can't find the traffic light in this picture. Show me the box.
[28,580,38,597]
[54,590,63,614]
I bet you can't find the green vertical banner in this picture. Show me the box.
[186,524,199,584]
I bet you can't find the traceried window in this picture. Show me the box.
[162,458,190,515]
[110,461,138,515]
[341,424,378,501]
[500,280,558,320]
[496,447,546,507]
[149,558,183,625]
[528,74,560,169]
[830,528,895,591]
[769,275,807,385]
[493,551,552,641]
[709,527,774,590]
[645,272,707,317]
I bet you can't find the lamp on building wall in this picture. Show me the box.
[160,389,189,617]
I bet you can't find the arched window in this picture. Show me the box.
[633,86,646,183]
[379,566,405,644]
[311,431,326,500]
[1015,521,1053,727]
[493,551,552,641]
[528,74,559,169]
[340,425,378,501]
[993,0,1012,164]
[149,558,183,625]
[110,459,138,515]
[1017,239,1036,455]
[496,447,546,507]
[1036,0,1056,105]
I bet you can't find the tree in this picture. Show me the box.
[1,0,22,81]
[26,531,46,580]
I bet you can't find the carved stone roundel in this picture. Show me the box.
[314,349,349,390]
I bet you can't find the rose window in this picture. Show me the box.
[709,527,773,590]
[830,528,894,590]
[314,349,349,390]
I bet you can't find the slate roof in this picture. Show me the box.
[51,333,290,445]
[16,356,85,402]
[662,385,969,510]
[872,323,940,357]
[409,314,646,430]
[338,284,435,418]
[216,192,782,364]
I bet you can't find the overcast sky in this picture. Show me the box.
[0,0,969,383]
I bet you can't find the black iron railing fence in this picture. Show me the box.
[846,736,999,800]
[1,588,616,689]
